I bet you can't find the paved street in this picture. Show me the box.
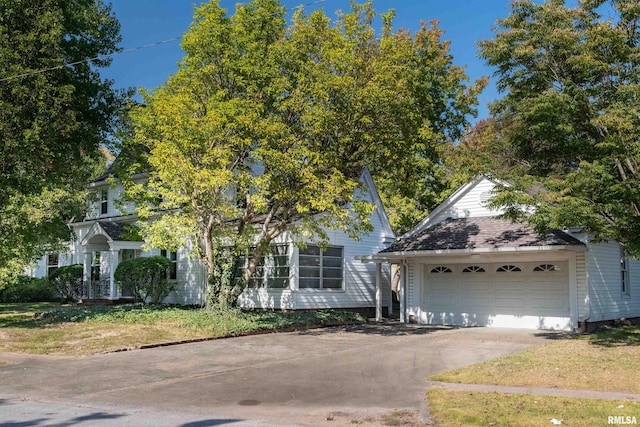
[0,324,554,426]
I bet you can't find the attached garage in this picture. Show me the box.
[421,261,570,330]
[367,214,586,331]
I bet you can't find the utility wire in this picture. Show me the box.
[0,37,181,83]
[0,0,328,83]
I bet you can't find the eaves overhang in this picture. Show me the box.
[356,244,587,263]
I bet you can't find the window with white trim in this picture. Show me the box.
[239,245,291,289]
[496,265,521,272]
[430,266,452,273]
[160,250,178,280]
[462,265,485,273]
[47,253,59,276]
[100,189,108,215]
[299,245,343,289]
[621,249,631,297]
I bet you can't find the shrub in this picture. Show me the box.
[114,256,176,303]
[48,264,84,302]
[0,275,56,302]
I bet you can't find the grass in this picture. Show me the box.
[427,388,638,427]
[430,326,640,393]
[0,302,365,356]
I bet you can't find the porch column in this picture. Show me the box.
[109,249,119,300]
[387,263,393,317]
[375,262,382,321]
[82,250,92,299]
[399,262,406,323]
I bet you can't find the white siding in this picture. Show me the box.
[87,183,135,220]
[237,183,394,311]
[575,251,589,321]
[579,237,640,321]
[162,244,206,305]
[428,178,503,227]
[293,224,391,310]
[405,260,419,322]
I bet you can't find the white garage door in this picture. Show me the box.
[422,261,570,330]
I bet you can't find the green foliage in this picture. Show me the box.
[479,0,640,254]
[114,256,176,303]
[120,0,484,305]
[37,303,365,331]
[48,264,83,302]
[0,276,55,303]
[0,0,129,278]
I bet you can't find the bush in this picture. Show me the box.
[114,256,176,304]
[0,275,56,303]
[48,264,84,302]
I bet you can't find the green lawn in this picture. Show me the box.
[430,326,640,393]
[428,327,640,426]
[428,389,638,427]
[0,302,365,356]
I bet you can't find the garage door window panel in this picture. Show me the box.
[430,266,452,273]
[533,264,560,272]
[462,266,485,273]
[496,265,521,272]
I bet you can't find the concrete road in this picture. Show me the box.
[0,323,556,426]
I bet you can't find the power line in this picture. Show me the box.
[0,0,328,84]
[0,37,181,83]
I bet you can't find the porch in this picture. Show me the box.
[80,221,144,301]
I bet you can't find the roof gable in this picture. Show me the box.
[403,176,507,239]
[360,168,395,241]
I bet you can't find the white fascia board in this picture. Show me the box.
[69,214,139,227]
[360,167,395,240]
[356,244,586,262]
[401,175,510,240]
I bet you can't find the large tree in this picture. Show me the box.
[0,0,127,281]
[122,0,484,306]
[479,0,640,254]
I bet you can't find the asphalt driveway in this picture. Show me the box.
[0,323,557,426]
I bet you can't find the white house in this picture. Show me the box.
[29,168,396,313]
[365,176,640,331]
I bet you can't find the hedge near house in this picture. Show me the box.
[48,264,83,302]
[114,256,175,303]
[0,276,55,303]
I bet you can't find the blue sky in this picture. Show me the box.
[103,0,516,122]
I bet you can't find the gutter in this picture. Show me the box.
[356,244,587,262]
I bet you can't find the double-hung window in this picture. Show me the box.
[299,245,344,289]
[47,253,59,276]
[161,250,178,280]
[621,249,631,297]
[100,189,108,215]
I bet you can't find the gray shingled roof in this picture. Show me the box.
[381,217,584,253]
[97,221,134,241]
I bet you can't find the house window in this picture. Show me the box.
[47,253,59,276]
[299,245,343,289]
[534,264,559,272]
[100,189,108,215]
[462,265,485,273]
[496,265,521,272]
[160,250,178,280]
[621,250,630,297]
[430,266,452,273]
[240,245,291,289]
[91,252,101,281]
